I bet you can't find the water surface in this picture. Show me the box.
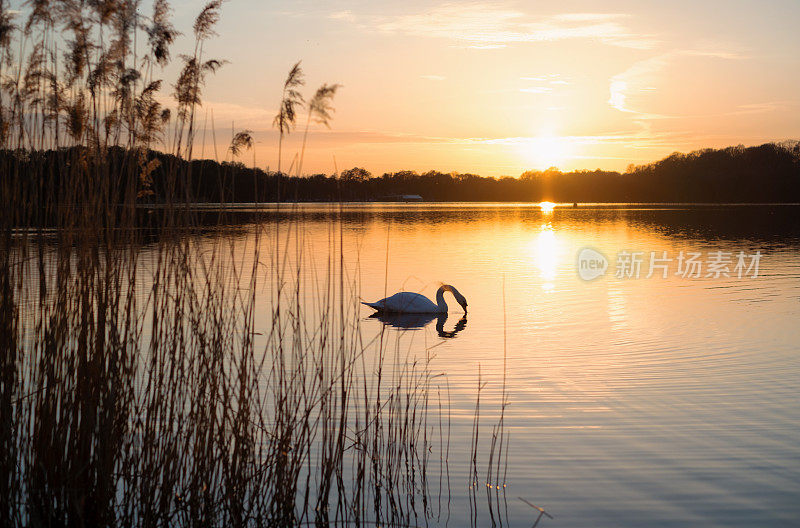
[236,203,800,527]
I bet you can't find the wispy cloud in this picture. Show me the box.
[608,54,672,116]
[520,87,552,94]
[734,101,796,114]
[178,99,278,125]
[470,132,683,149]
[262,130,462,146]
[329,10,356,22]
[421,74,447,81]
[608,47,744,116]
[331,4,658,50]
[520,74,568,83]
[520,73,570,94]
[301,130,688,151]
[198,128,678,150]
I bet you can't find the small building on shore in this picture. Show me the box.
[383,194,423,202]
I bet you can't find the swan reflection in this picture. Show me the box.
[435,314,467,338]
[369,312,468,338]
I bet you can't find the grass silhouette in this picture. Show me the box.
[0,2,512,526]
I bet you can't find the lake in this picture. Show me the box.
[13,202,800,527]
[218,202,799,527]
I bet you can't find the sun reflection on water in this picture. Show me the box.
[539,201,556,214]
[532,223,560,291]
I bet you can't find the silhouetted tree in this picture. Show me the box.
[340,167,371,182]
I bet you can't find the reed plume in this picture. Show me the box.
[228,129,253,157]
[174,0,225,160]
[296,82,341,177]
[147,0,180,67]
[273,61,304,176]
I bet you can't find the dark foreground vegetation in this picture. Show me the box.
[0,1,515,527]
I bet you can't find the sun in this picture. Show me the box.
[539,201,556,213]
[518,135,573,169]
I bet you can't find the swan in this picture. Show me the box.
[362,285,467,314]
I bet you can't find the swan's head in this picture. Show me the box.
[438,284,468,312]
[455,292,468,312]
[450,286,468,312]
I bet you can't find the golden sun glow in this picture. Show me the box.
[131,0,800,177]
[539,201,556,213]
[518,135,574,170]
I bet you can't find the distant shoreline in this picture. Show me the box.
[137,201,800,208]
[4,142,800,207]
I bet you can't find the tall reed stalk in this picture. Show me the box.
[273,61,304,200]
[0,2,513,526]
[0,2,465,526]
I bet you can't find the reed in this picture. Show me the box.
[0,2,512,526]
[296,83,341,178]
[273,61,304,200]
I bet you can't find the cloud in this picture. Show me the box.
[284,131,682,154]
[520,74,570,93]
[421,74,447,81]
[470,132,680,149]
[608,48,743,116]
[198,128,677,151]
[467,44,507,49]
[260,130,463,146]
[328,10,356,22]
[519,74,570,94]
[332,4,658,50]
[520,74,568,83]
[734,101,796,114]
[608,54,672,115]
[171,99,277,125]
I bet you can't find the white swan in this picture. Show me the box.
[362,285,467,314]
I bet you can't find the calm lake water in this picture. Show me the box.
[217,203,799,527]
[89,203,792,527]
[15,202,798,524]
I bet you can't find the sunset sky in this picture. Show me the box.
[166,0,799,176]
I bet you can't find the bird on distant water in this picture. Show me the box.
[362,285,467,314]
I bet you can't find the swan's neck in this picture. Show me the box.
[435,286,449,313]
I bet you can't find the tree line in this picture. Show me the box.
[3,141,799,211]
[114,140,800,203]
